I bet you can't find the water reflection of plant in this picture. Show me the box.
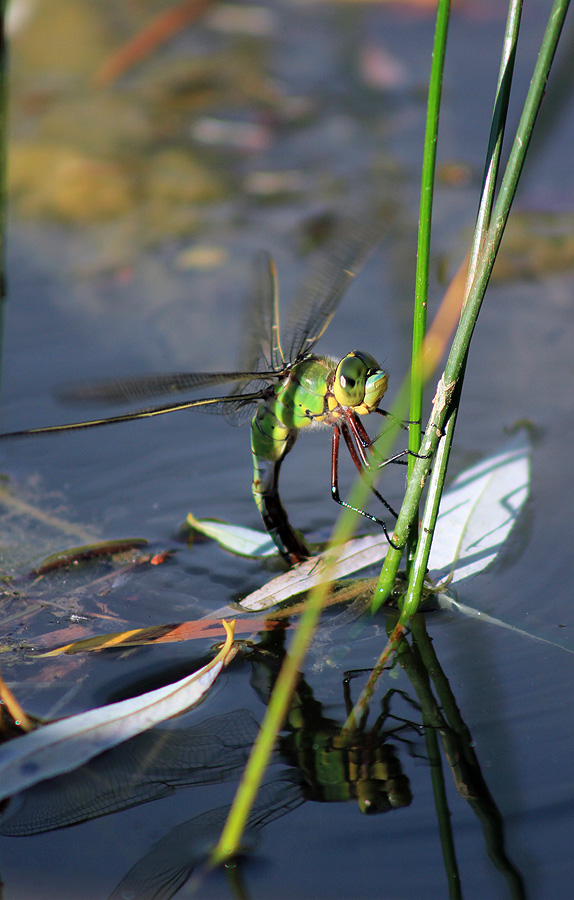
[399,616,526,900]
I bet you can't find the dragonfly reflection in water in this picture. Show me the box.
[0,632,523,900]
[0,658,418,900]
[0,221,411,563]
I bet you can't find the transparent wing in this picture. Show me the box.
[0,711,262,835]
[58,370,275,406]
[0,389,270,440]
[285,216,390,363]
[236,250,285,374]
[219,250,286,426]
[108,779,303,900]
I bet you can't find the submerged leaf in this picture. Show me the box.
[0,478,98,576]
[437,593,574,655]
[0,620,235,801]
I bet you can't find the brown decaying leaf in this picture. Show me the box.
[35,578,377,655]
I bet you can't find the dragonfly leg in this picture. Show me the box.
[349,415,406,469]
[374,409,423,430]
[341,423,400,519]
[331,425,400,548]
[352,415,430,467]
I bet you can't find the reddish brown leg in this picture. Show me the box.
[349,414,409,469]
[331,423,399,547]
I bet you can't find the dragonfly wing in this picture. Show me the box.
[285,216,391,363]
[204,393,260,425]
[58,370,274,406]
[0,710,261,835]
[0,390,270,439]
[236,251,285,374]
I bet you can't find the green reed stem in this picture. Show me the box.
[371,0,569,618]
[407,0,451,564]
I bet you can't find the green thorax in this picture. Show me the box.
[251,355,334,463]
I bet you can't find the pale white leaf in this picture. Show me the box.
[187,513,276,557]
[240,435,530,607]
[0,621,235,802]
[429,431,530,585]
[240,536,386,611]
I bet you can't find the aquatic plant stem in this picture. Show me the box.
[408,0,451,564]
[398,0,531,613]
[341,0,571,733]
[371,0,569,618]
[412,617,526,899]
[394,633,461,898]
[467,0,523,286]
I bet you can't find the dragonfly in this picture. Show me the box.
[0,222,410,564]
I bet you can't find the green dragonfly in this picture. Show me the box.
[0,223,409,563]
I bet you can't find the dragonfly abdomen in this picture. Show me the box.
[249,356,336,564]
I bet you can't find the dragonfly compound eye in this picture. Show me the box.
[334,351,388,412]
[334,352,371,407]
[363,366,388,412]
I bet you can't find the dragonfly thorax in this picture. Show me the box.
[333,350,388,415]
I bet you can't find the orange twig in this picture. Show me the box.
[94,0,215,89]
[0,673,34,732]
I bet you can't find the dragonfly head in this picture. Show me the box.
[333,351,388,414]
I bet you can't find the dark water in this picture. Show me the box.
[1,1,573,898]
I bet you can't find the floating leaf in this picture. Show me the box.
[187,435,530,615]
[426,433,574,653]
[240,536,386,611]
[428,431,530,585]
[187,512,277,557]
[0,620,235,801]
[40,579,382,657]
[21,438,536,678]
[38,623,188,656]
[0,710,262,836]
[39,615,285,655]
[33,538,150,574]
